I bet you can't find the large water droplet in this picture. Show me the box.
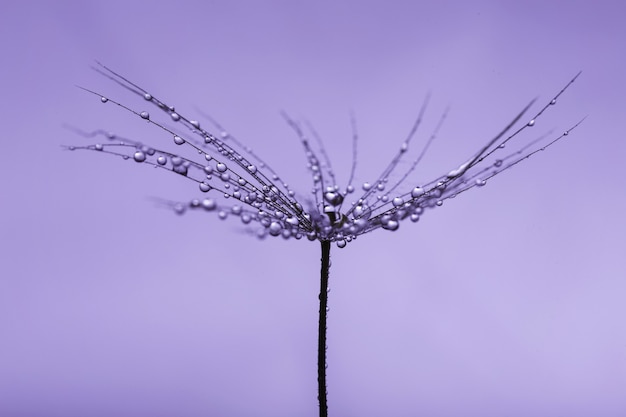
[353,204,371,219]
[475,178,486,186]
[202,199,216,211]
[382,220,399,231]
[95,144,104,151]
[171,112,180,121]
[157,155,167,165]
[527,119,535,127]
[199,182,211,192]
[411,187,425,198]
[336,239,347,248]
[190,120,200,129]
[143,93,153,101]
[216,162,227,172]
[140,111,150,120]
[269,222,282,236]
[247,165,257,174]
[362,182,372,191]
[100,96,108,103]
[173,135,185,145]
[133,151,146,162]
[392,197,404,207]
[324,191,343,206]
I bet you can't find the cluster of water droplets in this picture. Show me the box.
[70,64,582,248]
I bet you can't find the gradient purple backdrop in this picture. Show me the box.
[1,1,625,416]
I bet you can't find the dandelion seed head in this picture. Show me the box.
[70,64,582,249]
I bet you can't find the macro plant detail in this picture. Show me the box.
[68,63,582,417]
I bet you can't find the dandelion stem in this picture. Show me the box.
[318,240,331,417]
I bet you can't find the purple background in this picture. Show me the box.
[1,1,625,416]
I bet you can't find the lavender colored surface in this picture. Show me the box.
[1,1,625,416]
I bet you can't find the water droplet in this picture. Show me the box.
[436,200,443,206]
[216,162,227,172]
[199,182,211,192]
[353,204,371,219]
[563,130,569,136]
[218,211,228,220]
[133,151,146,162]
[100,96,108,103]
[202,199,216,211]
[447,160,472,178]
[382,220,399,231]
[550,99,557,105]
[173,203,185,215]
[376,183,385,191]
[324,191,343,206]
[190,120,200,129]
[336,239,347,248]
[475,178,486,186]
[410,213,420,222]
[269,222,282,236]
[95,144,104,151]
[171,112,180,121]
[247,165,257,174]
[392,197,404,207]
[527,119,535,127]
[140,111,150,120]
[400,142,408,152]
[157,155,167,165]
[362,182,372,191]
[173,135,185,145]
[143,93,153,101]
[494,159,503,168]
[411,187,425,198]
[346,185,354,193]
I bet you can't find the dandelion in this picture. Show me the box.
[67,63,582,417]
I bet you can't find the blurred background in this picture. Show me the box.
[1,1,625,416]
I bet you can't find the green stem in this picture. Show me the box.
[318,240,331,417]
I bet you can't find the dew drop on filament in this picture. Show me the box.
[411,187,425,198]
[140,111,150,120]
[133,151,146,162]
[199,182,211,192]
